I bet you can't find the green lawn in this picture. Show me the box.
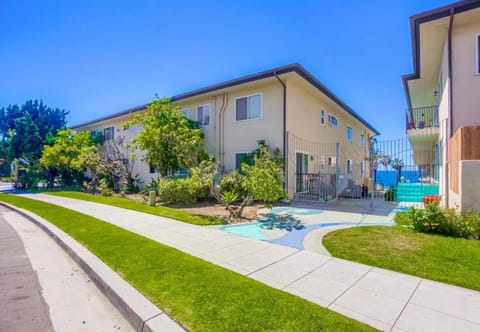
[0,194,375,331]
[323,226,480,291]
[47,191,224,226]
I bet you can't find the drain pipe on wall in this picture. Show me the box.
[274,72,288,193]
[445,7,455,207]
[218,92,228,171]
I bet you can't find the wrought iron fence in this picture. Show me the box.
[406,106,439,130]
[286,132,441,208]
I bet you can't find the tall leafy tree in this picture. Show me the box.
[0,100,68,162]
[124,97,204,177]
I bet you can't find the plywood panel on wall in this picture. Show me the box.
[449,125,480,194]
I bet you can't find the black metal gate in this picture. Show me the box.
[287,132,440,208]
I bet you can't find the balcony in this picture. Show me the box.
[406,106,439,130]
[406,106,439,165]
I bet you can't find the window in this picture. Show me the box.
[347,127,353,141]
[103,127,114,141]
[319,155,326,170]
[181,108,189,117]
[236,94,261,121]
[328,115,338,126]
[149,164,158,174]
[197,105,210,126]
[477,34,480,75]
[321,110,325,124]
[346,159,353,174]
[90,129,101,139]
[121,158,129,166]
[174,169,188,176]
[328,156,336,166]
[235,153,251,172]
[360,134,366,147]
[360,161,366,175]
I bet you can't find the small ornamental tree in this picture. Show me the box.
[124,97,204,177]
[194,143,285,223]
[242,144,285,209]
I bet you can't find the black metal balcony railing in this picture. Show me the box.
[405,106,439,131]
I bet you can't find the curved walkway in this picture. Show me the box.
[16,193,480,332]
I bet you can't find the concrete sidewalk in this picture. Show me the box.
[19,194,480,331]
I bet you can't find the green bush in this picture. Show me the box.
[159,176,209,205]
[97,178,113,196]
[395,204,480,239]
[219,171,246,198]
[144,177,161,196]
[123,175,141,194]
[384,188,396,201]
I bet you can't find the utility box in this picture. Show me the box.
[149,191,156,207]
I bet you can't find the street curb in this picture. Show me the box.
[0,202,185,332]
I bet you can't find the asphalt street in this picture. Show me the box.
[0,213,54,332]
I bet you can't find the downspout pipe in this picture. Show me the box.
[446,8,454,207]
[448,7,454,138]
[218,92,228,171]
[274,72,287,192]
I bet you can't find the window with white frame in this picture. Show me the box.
[181,108,189,117]
[360,134,366,147]
[328,115,338,126]
[103,126,114,141]
[90,129,102,139]
[346,159,353,174]
[236,94,261,121]
[347,126,353,141]
[321,110,325,124]
[197,105,210,126]
[477,34,480,75]
[235,153,251,172]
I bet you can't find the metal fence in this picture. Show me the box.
[286,132,440,208]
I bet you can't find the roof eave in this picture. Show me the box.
[402,0,480,108]
[71,63,379,135]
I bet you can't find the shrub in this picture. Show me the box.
[219,171,246,198]
[123,175,141,194]
[97,178,113,196]
[143,177,161,196]
[396,204,480,239]
[159,176,209,205]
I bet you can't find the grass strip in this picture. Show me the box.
[47,191,223,226]
[0,194,375,331]
[323,226,480,291]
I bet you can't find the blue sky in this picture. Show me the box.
[0,0,454,140]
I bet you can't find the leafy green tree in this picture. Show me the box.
[0,100,68,162]
[242,144,285,208]
[8,113,42,161]
[40,129,96,186]
[193,143,285,223]
[124,97,204,177]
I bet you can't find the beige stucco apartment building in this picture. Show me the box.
[73,63,378,199]
[403,0,480,211]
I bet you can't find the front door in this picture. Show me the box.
[296,152,309,192]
